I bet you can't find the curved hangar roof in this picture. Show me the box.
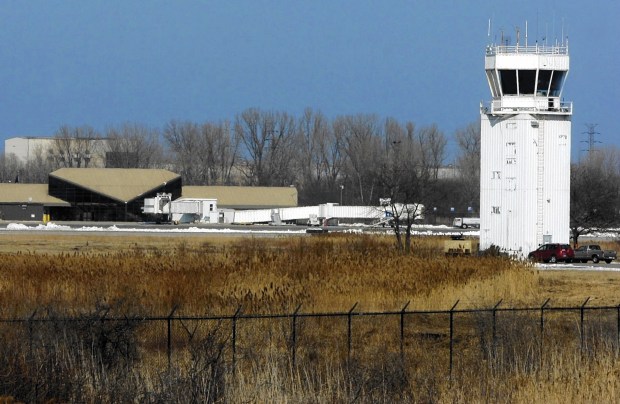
[49,168,180,203]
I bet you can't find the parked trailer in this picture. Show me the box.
[231,208,273,224]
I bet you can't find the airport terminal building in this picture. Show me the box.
[0,168,298,222]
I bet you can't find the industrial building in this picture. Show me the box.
[4,136,107,167]
[480,35,572,255]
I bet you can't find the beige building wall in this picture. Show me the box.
[4,137,107,167]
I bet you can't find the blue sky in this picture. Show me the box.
[0,1,618,161]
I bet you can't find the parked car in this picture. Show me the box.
[573,244,617,264]
[528,243,574,263]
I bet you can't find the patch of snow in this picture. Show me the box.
[5,222,308,234]
[535,263,620,271]
[6,223,30,230]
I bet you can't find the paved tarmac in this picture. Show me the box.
[0,220,479,237]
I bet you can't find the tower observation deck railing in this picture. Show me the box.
[486,44,568,56]
[480,100,573,115]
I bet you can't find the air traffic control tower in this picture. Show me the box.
[480,35,572,256]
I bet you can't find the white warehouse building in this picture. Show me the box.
[480,35,572,256]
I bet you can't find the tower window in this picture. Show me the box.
[485,70,500,97]
[499,70,517,95]
[518,70,536,94]
[550,71,566,96]
[537,70,552,95]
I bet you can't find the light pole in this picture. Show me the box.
[83,150,91,167]
[340,185,344,205]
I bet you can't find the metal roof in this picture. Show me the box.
[0,184,70,206]
[182,186,298,209]
[49,168,180,203]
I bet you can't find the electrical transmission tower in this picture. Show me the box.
[581,123,601,156]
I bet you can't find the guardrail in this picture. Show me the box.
[486,44,568,56]
[480,100,573,115]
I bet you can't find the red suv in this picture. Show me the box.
[528,243,574,263]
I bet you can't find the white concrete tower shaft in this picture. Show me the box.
[479,39,572,256]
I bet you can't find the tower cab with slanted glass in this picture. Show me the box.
[480,33,572,256]
[481,42,571,115]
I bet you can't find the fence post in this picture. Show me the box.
[400,301,410,361]
[617,304,620,352]
[27,309,37,357]
[347,302,358,364]
[492,299,502,358]
[291,304,302,368]
[580,297,590,355]
[27,309,37,401]
[167,305,178,370]
[232,306,242,373]
[540,298,550,367]
[449,300,459,379]
[27,309,37,374]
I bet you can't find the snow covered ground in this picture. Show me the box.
[3,222,309,235]
[3,221,618,238]
[534,261,620,271]
[0,221,478,236]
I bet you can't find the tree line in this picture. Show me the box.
[0,108,480,216]
[2,108,617,243]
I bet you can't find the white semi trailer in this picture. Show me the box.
[453,217,480,229]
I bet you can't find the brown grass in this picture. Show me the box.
[0,233,536,315]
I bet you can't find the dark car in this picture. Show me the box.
[528,243,574,263]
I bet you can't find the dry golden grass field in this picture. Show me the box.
[2,232,620,310]
[1,231,620,402]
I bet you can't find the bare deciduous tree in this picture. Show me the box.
[377,120,446,252]
[570,150,620,246]
[105,123,164,168]
[50,125,103,168]
[337,114,382,205]
[0,153,21,183]
[163,120,202,184]
[23,145,52,183]
[455,122,481,213]
[235,108,298,186]
[268,112,298,186]
[196,121,239,185]
[296,108,344,204]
